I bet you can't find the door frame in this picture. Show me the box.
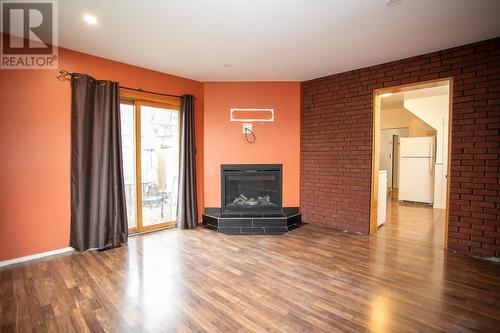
[120,89,181,233]
[391,134,397,189]
[369,78,453,249]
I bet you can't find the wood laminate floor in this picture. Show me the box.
[1,201,500,332]
[378,189,446,248]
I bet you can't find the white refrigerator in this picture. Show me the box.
[399,136,435,204]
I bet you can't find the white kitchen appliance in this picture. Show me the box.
[399,136,435,204]
[377,170,387,227]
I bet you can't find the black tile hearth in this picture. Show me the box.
[202,207,302,235]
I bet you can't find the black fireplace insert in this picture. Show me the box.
[221,164,282,215]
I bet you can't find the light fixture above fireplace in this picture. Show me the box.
[230,108,274,122]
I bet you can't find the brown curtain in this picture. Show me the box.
[70,73,128,251]
[177,95,198,229]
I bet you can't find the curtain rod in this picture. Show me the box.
[57,69,184,99]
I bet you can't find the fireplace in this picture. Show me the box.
[221,164,282,215]
[203,163,300,234]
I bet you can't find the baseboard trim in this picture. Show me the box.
[0,247,74,268]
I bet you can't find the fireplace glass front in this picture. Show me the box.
[221,164,282,215]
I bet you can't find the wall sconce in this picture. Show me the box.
[230,108,274,122]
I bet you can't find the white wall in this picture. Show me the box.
[404,93,449,209]
[380,129,395,189]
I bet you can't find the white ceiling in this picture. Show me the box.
[56,0,500,81]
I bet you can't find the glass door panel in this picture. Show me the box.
[119,102,137,230]
[140,104,179,227]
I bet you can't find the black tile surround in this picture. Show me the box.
[202,207,303,235]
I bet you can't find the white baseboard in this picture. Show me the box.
[0,247,74,268]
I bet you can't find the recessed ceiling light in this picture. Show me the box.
[380,93,393,98]
[386,0,403,7]
[83,14,97,25]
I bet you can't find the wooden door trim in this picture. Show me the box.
[134,100,144,232]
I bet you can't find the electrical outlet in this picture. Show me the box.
[242,123,252,134]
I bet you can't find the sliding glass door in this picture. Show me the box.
[139,104,179,228]
[120,97,179,232]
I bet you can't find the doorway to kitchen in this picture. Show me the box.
[370,79,452,249]
[120,91,180,233]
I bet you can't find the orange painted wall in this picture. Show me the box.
[203,82,301,208]
[0,46,204,261]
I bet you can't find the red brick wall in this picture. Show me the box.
[301,37,500,257]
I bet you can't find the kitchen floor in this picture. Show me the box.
[377,189,445,247]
